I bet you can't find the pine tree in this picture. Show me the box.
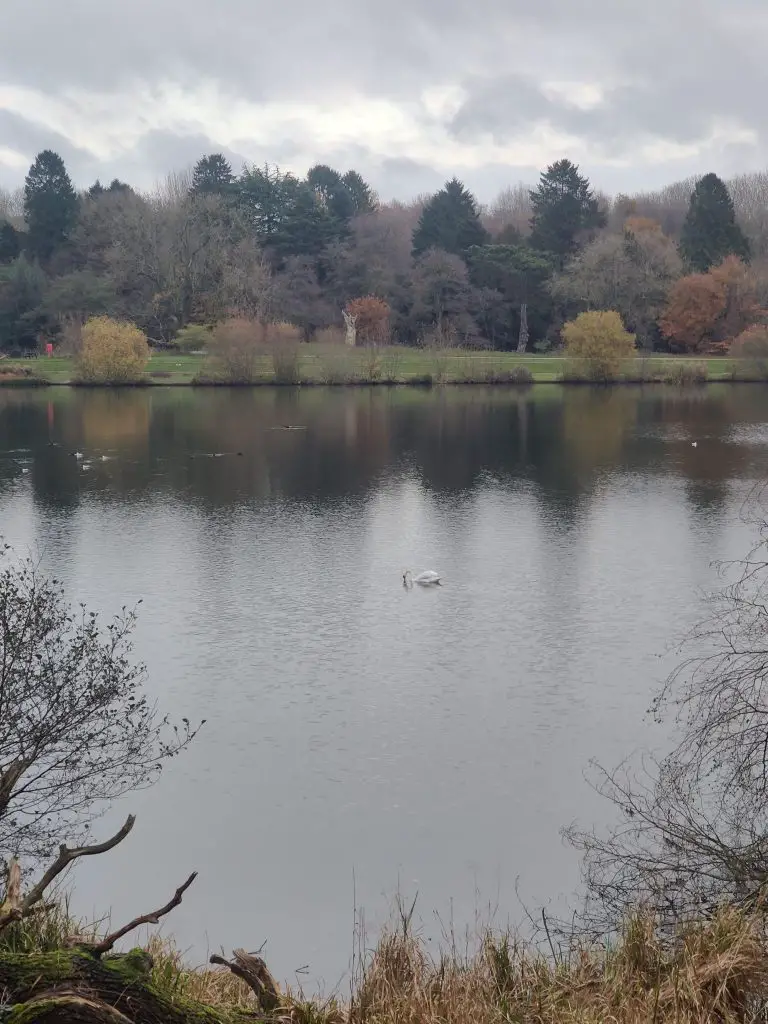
[412,178,488,258]
[24,150,78,263]
[190,154,235,197]
[306,164,355,224]
[529,159,604,264]
[341,170,377,215]
[680,173,750,271]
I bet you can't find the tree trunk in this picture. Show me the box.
[0,949,263,1024]
[517,302,529,353]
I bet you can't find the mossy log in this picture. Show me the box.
[0,948,263,1024]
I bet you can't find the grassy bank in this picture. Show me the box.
[3,903,768,1023]
[0,349,758,386]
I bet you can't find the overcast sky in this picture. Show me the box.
[0,0,765,202]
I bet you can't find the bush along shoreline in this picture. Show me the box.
[4,313,768,388]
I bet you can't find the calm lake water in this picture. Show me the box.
[1,384,768,987]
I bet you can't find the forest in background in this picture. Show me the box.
[1,150,767,355]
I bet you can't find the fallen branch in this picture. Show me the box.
[0,816,136,934]
[210,948,281,1013]
[93,871,197,955]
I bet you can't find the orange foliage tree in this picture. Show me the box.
[345,295,391,345]
[660,256,764,353]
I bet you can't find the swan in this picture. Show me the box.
[403,569,442,587]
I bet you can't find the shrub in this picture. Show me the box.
[345,296,391,345]
[77,316,149,383]
[173,324,212,353]
[561,310,636,382]
[208,317,262,383]
[362,345,383,382]
[265,321,301,384]
[663,361,709,386]
[319,347,355,384]
[484,366,534,385]
[381,346,404,383]
[731,324,768,379]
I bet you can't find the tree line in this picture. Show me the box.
[0,149,763,354]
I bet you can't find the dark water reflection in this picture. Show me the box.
[1,384,768,986]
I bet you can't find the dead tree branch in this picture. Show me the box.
[0,816,135,933]
[210,948,282,1012]
[93,871,197,955]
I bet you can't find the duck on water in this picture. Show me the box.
[403,570,442,587]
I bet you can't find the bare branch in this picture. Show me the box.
[93,870,197,955]
[0,816,138,934]
[210,948,282,1013]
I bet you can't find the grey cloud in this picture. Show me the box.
[1,0,768,198]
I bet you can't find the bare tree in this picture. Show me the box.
[728,171,768,260]
[0,186,25,229]
[567,487,768,932]
[482,183,533,238]
[0,545,200,861]
[551,223,683,348]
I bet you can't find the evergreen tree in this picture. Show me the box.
[88,178,131,199]
[467,243,554,348]
[529,159,604,264]
[412,178,488,258]
[306,164,355,225]
[0,256,49,352]
[238,164,333,262]
[0,222,21,264]
[24,150,78,263]
[190,154,235,197]
[342,170,377,214]
[680,172,750,271]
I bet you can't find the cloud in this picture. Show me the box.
[1,0,767,200]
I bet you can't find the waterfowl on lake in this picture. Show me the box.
[403,569,442,587]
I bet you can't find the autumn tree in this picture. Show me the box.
[561,310,636,380]
[529,159,605,264]
[23,150,78,263]
[552,218,683,348]
[345,295,391,344]
[680,173,750,272]
[660,256,762,353]
[77,315,150,383]
[412,178,488,258]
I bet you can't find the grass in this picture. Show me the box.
[0,349,759,387]
[5,901,768,1023]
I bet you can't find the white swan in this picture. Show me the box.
[403,569,442,587]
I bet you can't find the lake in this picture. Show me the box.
[1,383,768,989]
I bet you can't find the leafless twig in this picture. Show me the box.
[0,816,135,932]
[93,870,197,954]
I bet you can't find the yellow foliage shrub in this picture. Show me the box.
[561,310,636,381]
[77,317,150,383]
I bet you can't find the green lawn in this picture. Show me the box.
[0,349,748,385]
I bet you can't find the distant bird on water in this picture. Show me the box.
[403,569,442,587]
[691,442,698,448]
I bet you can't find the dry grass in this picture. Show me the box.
[5,903,768,1022]
[346,907,768,1024]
